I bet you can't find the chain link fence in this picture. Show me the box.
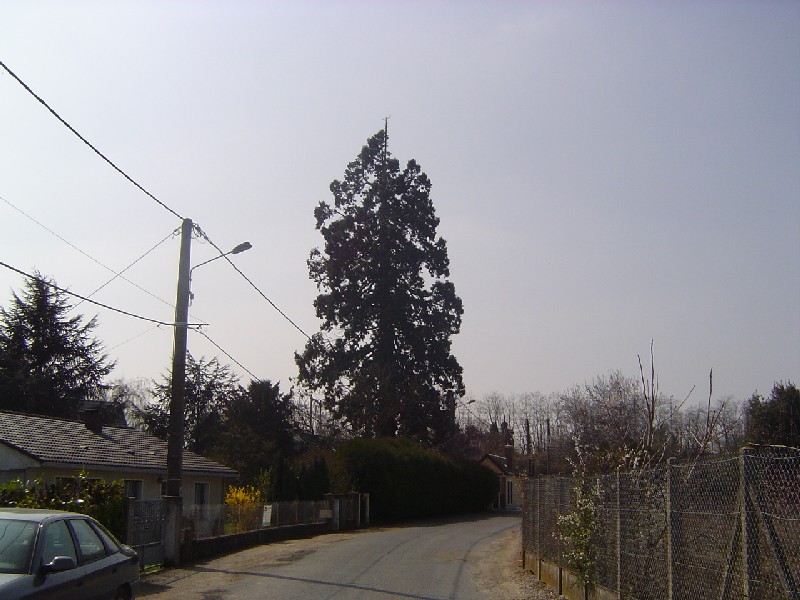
[522,448,800,600]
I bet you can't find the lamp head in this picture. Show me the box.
[230,241,252,255]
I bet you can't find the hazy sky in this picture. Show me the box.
[1,1,798,406]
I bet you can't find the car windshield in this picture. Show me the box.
[0,520,37,574]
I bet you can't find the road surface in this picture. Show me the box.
[139,512,559,599]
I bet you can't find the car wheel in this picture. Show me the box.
[114,585,131,600]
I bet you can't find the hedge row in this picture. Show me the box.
[0,473,127,540]
[333,437,498,522]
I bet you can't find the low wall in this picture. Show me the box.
[523,550,617,600]
[185,522,331,562]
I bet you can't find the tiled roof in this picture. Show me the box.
[480,453,510,474]
[0,410,237,477]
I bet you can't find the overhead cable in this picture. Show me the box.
[0,261,206,328]
[1,195,180,309]
[193,329,258,381]
[195,225,313,341]
[0,59,183,221]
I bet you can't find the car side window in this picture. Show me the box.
[88,520,120,554]
[69,519,107,563]
[40,520,78,565]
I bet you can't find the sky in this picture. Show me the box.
[1,1,798,407]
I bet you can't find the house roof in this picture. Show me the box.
[0,410,237,478]
[479,453,511,475]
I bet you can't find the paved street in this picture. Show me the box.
[139,513,553,600]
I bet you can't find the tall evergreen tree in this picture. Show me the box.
[0,273,114,419]
[745,381,800,447]
[296,128,464,444]
[141,354,245,455]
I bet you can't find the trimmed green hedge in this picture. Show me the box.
[333,437,498,522]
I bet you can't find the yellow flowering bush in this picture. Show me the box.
[224,485,263,533]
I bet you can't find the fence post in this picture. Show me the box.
[332,499,340,531]
[126,498,135,545]
[616,467,622,600]
[739,447,754,599]
[536,476,541,580]
[665,458,675,600]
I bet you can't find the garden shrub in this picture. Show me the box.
[0,472,127,540]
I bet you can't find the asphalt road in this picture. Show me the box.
[139,513,535,600]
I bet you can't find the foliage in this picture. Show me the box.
[225,484,263,505]
[556,446,600,587]
[557,483,599,587]
[0,472,127,540]
[139,354,245,455]
[224,485,264,533]
[746,381,800,447]
[0,273,114,419]
[211,380,295,483]
[273,452,331,501]
[296,128,464,445]
[331,437,498,521]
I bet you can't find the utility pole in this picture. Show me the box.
[164,217,192,566]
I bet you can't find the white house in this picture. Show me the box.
[0,409,238,509]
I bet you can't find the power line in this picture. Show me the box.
[0,261,206,328]
[0,59,183,221]
[107,325,163,352]
[193,329,258,381]
[1,194,180,310]
[75,228,180,309]
[1,59,323,363]
[194,225,313,341]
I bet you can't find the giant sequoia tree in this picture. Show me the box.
[296,129,464,444]
[0,274,113,419]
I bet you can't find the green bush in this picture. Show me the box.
[0,472,127,540]
[332,437,498,522]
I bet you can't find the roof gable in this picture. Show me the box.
[0,410,237,477]
[479,453,510,475]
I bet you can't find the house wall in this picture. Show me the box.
[0,444,39,470]
[2,459,231,509]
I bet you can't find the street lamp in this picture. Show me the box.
[164,219,251,566]
[189,241,252,302]
[191,241,252,273]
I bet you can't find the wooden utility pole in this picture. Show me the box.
[165,217,192,566]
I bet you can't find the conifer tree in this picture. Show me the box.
[296,128,464,444]
[0,273,113,418]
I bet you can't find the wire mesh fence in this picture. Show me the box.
[521,448,800,600]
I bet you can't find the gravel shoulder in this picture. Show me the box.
[140,517,560,600]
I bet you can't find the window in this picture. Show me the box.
[69,519,107,563]
[194,482,209,506]
[88,520,120,553]
[124,480,143,500]
[0,470,25,485]
[0,520,37,574]
[40,520,77,565]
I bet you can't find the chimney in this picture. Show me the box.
[83,407,103,435]
[504,441,514,473]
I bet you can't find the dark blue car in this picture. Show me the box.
[0,508,139,599]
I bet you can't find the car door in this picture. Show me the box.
[68,518,120,600]
[28,518,86,600]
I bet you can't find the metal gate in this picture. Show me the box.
[126,499,166,570]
